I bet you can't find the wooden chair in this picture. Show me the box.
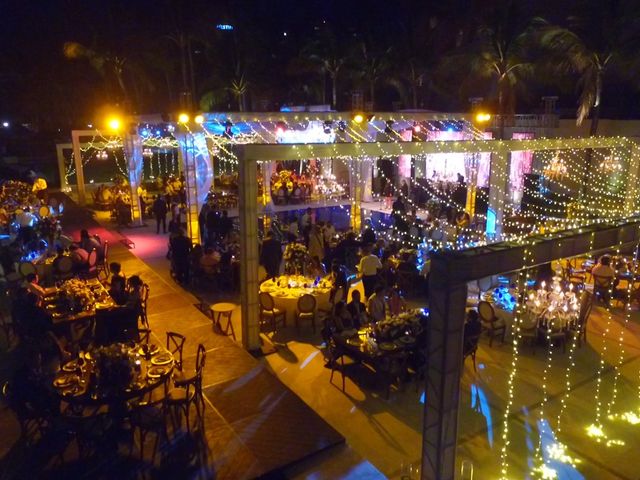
[166,331,186,372]
[592,274,613,305]
[477,301,506,347]
[568,290,593,348]
[319,287,344,320]
[538,317,568,353]
[139,283,150,328]
[68,317,95,350]
[295,294,317,332]
[128,378,170,462]
[167,344,206,432]
[54,256,74,281]
[519,313,539,354]
[95,241,109,280]
[18,261,36,278]
[258,292,286,333]
[79,249,98,279]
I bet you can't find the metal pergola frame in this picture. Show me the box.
[233,136,640,480]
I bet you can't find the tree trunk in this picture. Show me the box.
[369,80,375,110]
[187,35,197,110]
[179,33,189,110]
[331,74,338,109]
[412,83,418,109]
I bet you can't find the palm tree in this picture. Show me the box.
[228,74,249,111]
[355,43,391,110]
[535,1,640,136]
[63,41,131,107]
[439,1,536,138]
[301,28,350,109]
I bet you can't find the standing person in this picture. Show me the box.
[287,216,299,242]
[206,206,220,245]
[170,229,192,284]
[300,208,313,245]
[219,210,233,240]
[308,224,325,263]
[358,246,382,298]
[400,180,409,199]
[260,232,282,280]
[152,195,168,234]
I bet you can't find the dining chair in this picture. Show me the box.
[166,331,186,372]
[129,376,170,462]
[138,283,150,328]
[54,256,74,281]
[79,249,98,279]
[167,343,206,432]
[258,292,286,332]
[95,240,109,280]
[18,261,36,278]
[538,317,568,353]
[328,339,347,393]
[477,301,506,347]
[568,290,593,348]
[592,274,613,305]
[319,287,343,320]
[69,317,95,350]
[519,313,539,354]
[295,294,317,332]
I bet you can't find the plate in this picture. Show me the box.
[138,344,160,356]
[398,336,416,345]
[61,385,83,396]
[147,366,168,379]
[53,375,78,388]
[378,342,398,352]
[62,360,79,372]
[151,353,173,366]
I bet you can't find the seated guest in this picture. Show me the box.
[387,285,407,316]
[367,285,386,323]
[321,301,354,346]
[307,256,326,278]
[20,292,53,344]
[328,260,348,302]
[79,229,102,258]
[592,255,615,278]
[346,290,367,329]
[200,247,220,276]
[125,275,145,310]
[190,244,204,278]
[24,273,55,299]
[108,262,127,305]
[463,309,482,356]
[69,244,89,272]
[51,246,67,271]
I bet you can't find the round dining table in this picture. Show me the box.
[259,275,333,324]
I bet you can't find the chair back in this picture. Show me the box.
[102,241,109,263]
[56,256,73,274]
[196,343,206,373]
[259,292,275,311]
[69,317,94,347]
[87,249,98,268]
[463,334,481,357]
[332,287,344,305]
[297,294,316,314]
[478,301,495,323]
[593,274,613,289]
[18,262,36,277]
[142,283,150,305]
[577,290,593,325]
[137,328,151,344]
[166,331,186,369]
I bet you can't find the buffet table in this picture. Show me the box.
[259,275,333,323]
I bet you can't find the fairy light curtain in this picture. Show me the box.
[510,132,535,202]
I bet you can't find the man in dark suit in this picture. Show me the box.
[152,195,168,234]
[170,229,192,283]
[260,232,282,279]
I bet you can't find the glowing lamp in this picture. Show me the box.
[353,113,364,124]
[178,113,190,123]
[475,112,491,123]
[107,117,121,130]
[276,127,284,135]
[194,114,204,124]
[413,123,421,133]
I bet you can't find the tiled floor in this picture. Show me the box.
[97,208,640,479]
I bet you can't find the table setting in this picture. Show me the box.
[43,278,115,324]
[52,341,174,404]
[260,274,333,322]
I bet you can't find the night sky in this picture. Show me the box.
[1,0,637,131]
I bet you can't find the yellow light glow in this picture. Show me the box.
[194,114,204,124]
[178,113,190,123]
[475,112,491,123]
[353,113,364,124]
[107,117,121,130]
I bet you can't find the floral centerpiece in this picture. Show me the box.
[374,309,427,342]
[272,170,295,194]
[283,242,309,274]
[59,278,95,311]
[92,343,136,392]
